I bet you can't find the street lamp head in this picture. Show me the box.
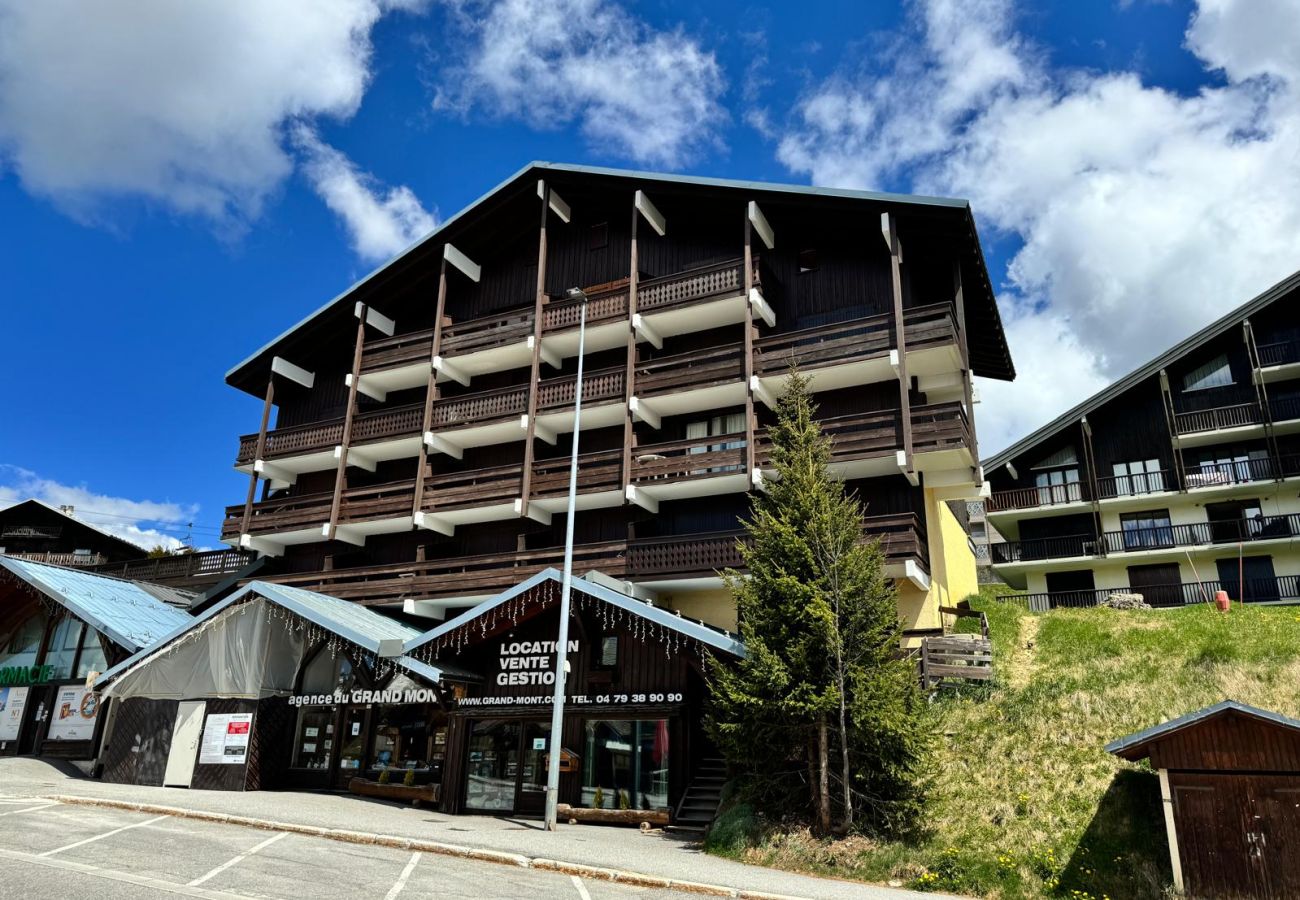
[566,287,589,303]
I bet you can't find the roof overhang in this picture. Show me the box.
[1104,699,1300,762]
[226,161,1013,396]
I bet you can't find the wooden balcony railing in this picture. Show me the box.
[255,512,929,605]
[531,450,622,499]
[88,549,257,583]
[224,489,332,539]
[1095,469,1173,499]
[752,303,957,377]
[537,367,625,411]
[630,435,747,484]
[636,345,745,396]
[236,403,423,466]
[1001,576,1300,611]
[6,551,107,567]
[1257,339,1300,368]
[987,483,1089,513]
[1174,401,1261,435]
[422,464,522,513]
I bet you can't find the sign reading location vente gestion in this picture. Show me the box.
[198,713,252,765]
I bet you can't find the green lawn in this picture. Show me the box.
[708,586,1300,898]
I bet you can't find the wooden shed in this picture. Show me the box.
[1107,700,1300,899]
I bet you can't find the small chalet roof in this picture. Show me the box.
[0,499,151,559]
[404,568,747,659]
[227,161,1013,392]
[93,580,475,689]
[0,556,193,652]
[1105,700,1300,762]
[985,267,1300,472]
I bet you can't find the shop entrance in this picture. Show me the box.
[464,719,551,816]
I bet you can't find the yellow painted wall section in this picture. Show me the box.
[660,588,738,633]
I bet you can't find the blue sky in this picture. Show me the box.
[2,0,1299,549]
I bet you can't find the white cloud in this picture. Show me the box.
[774,0,1300,453]
[293,126,438,262]
[0,465,199,552]
[434,0,726,167]
[0,0,424,231]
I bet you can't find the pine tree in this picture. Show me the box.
[706,369,928,836]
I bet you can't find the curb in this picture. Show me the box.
[47,795,813,900]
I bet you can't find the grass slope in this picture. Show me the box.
[709,586,1300,899]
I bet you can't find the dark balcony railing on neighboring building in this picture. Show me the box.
[987,481,1089,513]
[990,534,1100,564]
[1095,469,1174,499]
[992,515,1300,564]
[1271,394,1300,423]
[1183,456,1278,489]
[1001,575,1300,611]
[6,551,107,567]
[1174,401,1262,435]
[1258,339,1300,368]
[88,549,257,584]
[250,513,930,605]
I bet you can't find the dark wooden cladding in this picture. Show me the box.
[1149,712,1300,772]
[248,513,928,604]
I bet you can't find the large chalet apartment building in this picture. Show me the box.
[220,163,1014,636]
[985,271,1300,609]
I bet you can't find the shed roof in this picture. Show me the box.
[226,161,1014,391]
[0,556,193,652]
[1105,700,1300,762]
[404,568,746,658]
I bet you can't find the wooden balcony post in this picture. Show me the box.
[412,258,449,519]
[621,195,640,493]
[1245,319,1283,474]
[327,304,369,539]
[519,182,552,516]
[240,374,276,535]
[883,212,913,474]
[1158,369,1187,490]
[953,260,979,472]
[1080,416,1104,545]
[742,207,757,478]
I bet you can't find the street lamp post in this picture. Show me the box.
[544,287,588,831]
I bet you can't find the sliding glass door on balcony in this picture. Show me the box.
[1119,511,1174,551]
[1186,450,1271,488]
[1108,459,1166,496]
[1034,468,1083,506]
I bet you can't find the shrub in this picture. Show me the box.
[593,786,604,809]
[377,769,390,785]
[403,769,416,787]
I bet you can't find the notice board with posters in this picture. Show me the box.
[46,687,99,741]
[198,713,252,765]
[0,686,29,742]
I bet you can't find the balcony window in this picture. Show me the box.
[1111,459,1164,496]
[1120,510,1174,551]
[1183,354,1233,392]
[1194,449,1270,486]
[1034,467,1082,506]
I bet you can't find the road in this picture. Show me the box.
[0,798,681,900]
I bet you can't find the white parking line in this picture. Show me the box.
[571,874,593,900]
[0,846,254,899]
[383,851,422,900]
[39,813,170,857]
[187,831,290,887]
[0,803,59,817]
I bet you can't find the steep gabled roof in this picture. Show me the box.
[984,267,1300,473]
[1105,700,1300,762]
[0,498,150,557]
[0,556,193,651]
[404,567,746,658]
[226,161,1013,392]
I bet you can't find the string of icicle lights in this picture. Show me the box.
[408,580,706,665]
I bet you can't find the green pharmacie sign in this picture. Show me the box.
[0,665,55,686]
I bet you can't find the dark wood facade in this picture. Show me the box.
[984,272,1300,606]
[1109,703,1300,899]
[220,164,1010,617]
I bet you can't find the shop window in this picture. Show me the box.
[44,618,84,680]
[466,720,521,811]
[581,719,670,811]
[74,628,108,679]
[368,706,447,783]
[0,608,47,669]
[291,709,334,770]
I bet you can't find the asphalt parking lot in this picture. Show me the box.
[0,798,683,900]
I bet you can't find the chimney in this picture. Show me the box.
[59,505,75,516]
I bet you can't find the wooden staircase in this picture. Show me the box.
[673,757,727,830]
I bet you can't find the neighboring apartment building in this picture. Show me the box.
[220,163,1015,638]
[984,270,1300,609]
[0,499,147,567]
[961,499,1006,584]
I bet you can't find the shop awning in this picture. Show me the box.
[93,580,474,694]
[0,556,193,652]
[404,567,747,659]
